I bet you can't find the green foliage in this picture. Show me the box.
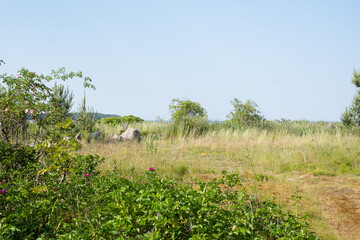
[341,69,360,126]
[102,115,144,126]
[50,83,74,117]
[168,98,208,137]
[102,116,122,125]
[122,115,144,124]
[0,67,93,145]
[0,165,318,239]
[166,117,209,137]
[74,94,97,135]
[0,142,38,182]
[169,98,207,122]
[227,98,265,126]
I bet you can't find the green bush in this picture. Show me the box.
[102,115,144,126]
[168,98,209,137]
[0,167,318,239]
[0,67,93,145]
[227,98,265,126]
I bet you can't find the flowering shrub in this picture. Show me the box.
[0,67,93,146]
[0,163,318,239]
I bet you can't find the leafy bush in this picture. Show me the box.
[0,67,93,145]
[227,98,265,126]
[169,98,207,122]
[102,115,144,126]
[168,98,209,137]
[0,166,318,239]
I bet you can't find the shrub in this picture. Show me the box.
[169,98,207,122]
[227,98,265,126]
[102,115,144,126]
[0,67,94,145]
[0,170,318,239]
[168,98,208,137]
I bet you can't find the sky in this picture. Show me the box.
[1,0,360,121]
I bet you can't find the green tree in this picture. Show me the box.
[227,98,264,125]
[169,98,207,122]
[75,93,97,135]
[0,67,93,145]
[341,69,360,126]
[50,83,74,117]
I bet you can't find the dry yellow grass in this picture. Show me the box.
[78,123,360,239]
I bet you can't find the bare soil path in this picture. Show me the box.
[311,176,360,240]
[248,175,360,239]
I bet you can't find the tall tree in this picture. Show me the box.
[51,83,74,117]
[341,69,360,126]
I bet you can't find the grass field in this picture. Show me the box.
[79,120,360,239]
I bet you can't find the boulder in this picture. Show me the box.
[88,132,104,142]
[107,134,121,142]
[75,132,81,142]
[120,128,142,143]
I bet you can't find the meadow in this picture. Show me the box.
[1,68,359,239]
[79,120,360,239]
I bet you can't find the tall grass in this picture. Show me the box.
[81,120,360,178]
[76,120,360,239]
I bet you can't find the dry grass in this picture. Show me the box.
[78,122,360,239]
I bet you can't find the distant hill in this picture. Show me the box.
[71,113,121,120]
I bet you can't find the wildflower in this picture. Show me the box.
[25,101,29,105]
[4,108,8,112]
[15,74,19,78]
[52,188,56,191]
[0,189,6,195]
[25,109,29,113]
[30,92,35,95]
[201,152,207,155]
[148,167,155,171]
[29,109,34,115]
[83,174,90,177]
[68,180,72,183]
[72,165,76,168]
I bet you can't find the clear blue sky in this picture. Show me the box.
[1,0,360,121]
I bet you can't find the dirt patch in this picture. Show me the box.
[250,175,360,239]
[314,177,360,240]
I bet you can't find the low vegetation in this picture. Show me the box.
[2,65,360,239]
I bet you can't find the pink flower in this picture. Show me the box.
[72,165,76,168]
[29,109,34,115]
[15,74,19,78]
[4,108,8,112]
[148,167,155,171]
[25,109,29,113]
[52,188,56,191]
[30,92,35,95]
[68,180,72,183]
[83,174,90,177]
[0,189,6,195]
[24,101,29,105]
